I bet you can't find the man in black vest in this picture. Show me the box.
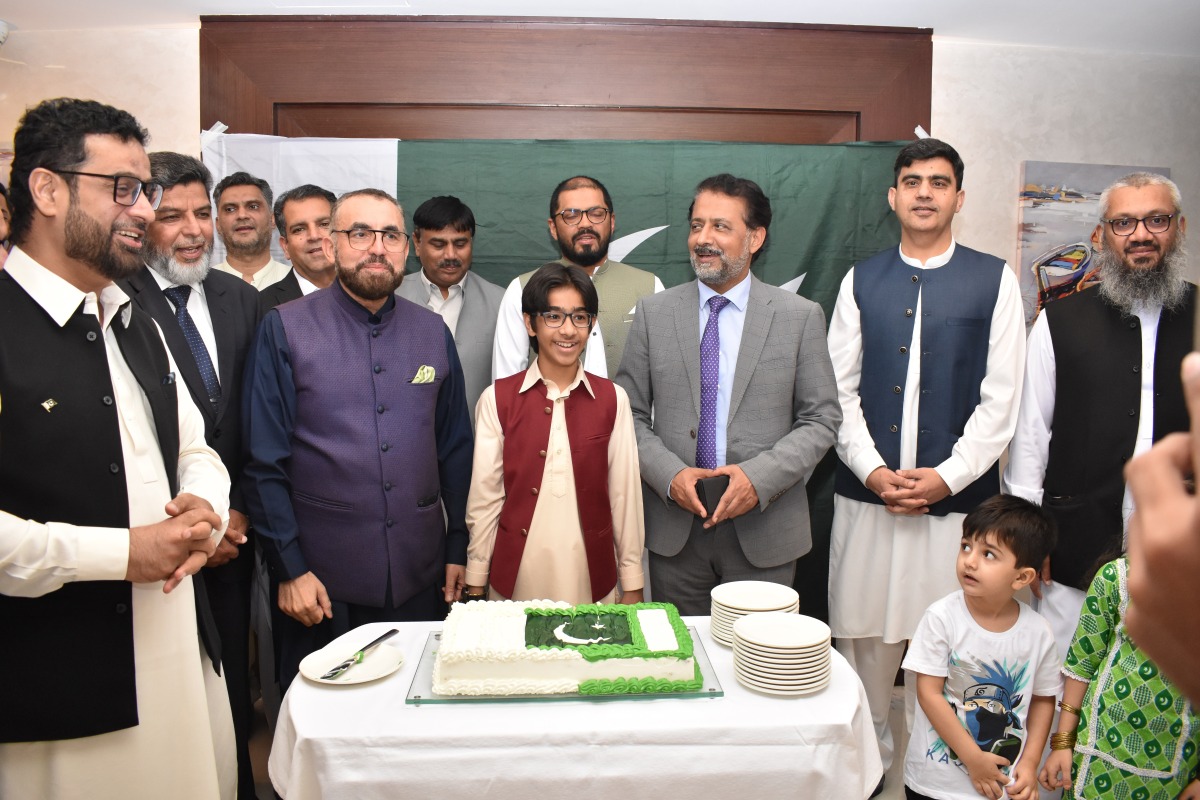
[0,99,235,796]
[826,139,1026,791]
[1005,172,1191,656]
[120,151,261,799]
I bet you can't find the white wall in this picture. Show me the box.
[933,39,1200,277]
[0,28,201,156]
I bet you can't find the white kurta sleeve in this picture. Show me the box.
[829,268,887,483]
[491,278,530,382]
[1001,312,1056,504]
[465,386,505,587]
[608,385,646,591]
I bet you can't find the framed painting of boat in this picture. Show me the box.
[1017,160,1169,326]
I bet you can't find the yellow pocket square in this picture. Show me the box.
[410,365,437,384]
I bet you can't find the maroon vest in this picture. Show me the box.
[491,370,618,601]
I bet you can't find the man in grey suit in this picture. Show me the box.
[398,195,504,415]
[615,174,841,615]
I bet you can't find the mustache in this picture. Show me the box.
[693,246,723,257]
[572,228,599,243]
[355,254,393,269]
[438,259,463,268]
[1123,237,1160,253]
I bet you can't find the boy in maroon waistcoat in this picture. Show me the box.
[465,262,645,604]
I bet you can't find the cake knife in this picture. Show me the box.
[320,628,400,680]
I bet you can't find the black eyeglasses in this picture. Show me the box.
[333,228,410,253]
[1102,213,1177,237]
[534,310,595,328]
[553,206,610,226]
[53,169,163,210]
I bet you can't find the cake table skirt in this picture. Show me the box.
[269,618,883,799]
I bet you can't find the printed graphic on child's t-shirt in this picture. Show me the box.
[927,657,1030,774]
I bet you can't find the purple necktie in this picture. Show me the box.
[696,295,730,470]
[162,284,222,410]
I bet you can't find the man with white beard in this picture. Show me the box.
[120,151,262,800]
[1004,172,1192,657]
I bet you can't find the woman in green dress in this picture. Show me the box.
[1040,557,1200,799]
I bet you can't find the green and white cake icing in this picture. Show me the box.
[432,600,701,696]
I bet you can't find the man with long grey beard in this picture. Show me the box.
[1005,171,1192,658]
[120,151,261,799]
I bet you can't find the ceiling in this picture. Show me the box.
[1,0,1196,58]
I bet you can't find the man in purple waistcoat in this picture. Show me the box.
[243,188,473,692]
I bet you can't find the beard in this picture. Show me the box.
[145,239,213,286]
[559,226,610,268]
[224,225,273,258]
[1097,232,1189,314]
[338,253,403,300]
[690,238,752,288]
[64,201,146,282]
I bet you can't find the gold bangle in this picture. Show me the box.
[1058,700,1082,716]
[1049,732,1077,751]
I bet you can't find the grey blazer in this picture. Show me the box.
[397,269,505,415]
[614,274,841,567]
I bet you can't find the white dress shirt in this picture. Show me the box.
[148,267,221,378]
[213,257,290,290]
[416,268,465,336]
[295,270,322,296]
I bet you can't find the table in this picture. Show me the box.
[269,617,883,799]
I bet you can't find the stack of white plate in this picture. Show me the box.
[709,580,799,647]
[731,612,832,696]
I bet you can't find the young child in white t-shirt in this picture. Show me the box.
[903,495,1061,800]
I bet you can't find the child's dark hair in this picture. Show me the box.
[961,494,1057,571]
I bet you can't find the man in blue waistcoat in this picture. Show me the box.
[243,188,474,692]
[826,139,1026,789]
[1005,172,1191,659]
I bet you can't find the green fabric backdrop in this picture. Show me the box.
[396,139,903,318]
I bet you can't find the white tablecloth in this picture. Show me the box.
[270,616,883,799]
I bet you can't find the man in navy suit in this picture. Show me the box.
[120,151,261,799]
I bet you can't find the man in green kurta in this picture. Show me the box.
[491,175,663,382]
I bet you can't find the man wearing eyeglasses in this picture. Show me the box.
[119,151,261,799]
[1004,172,1192,657]
[243,188,473,693]
[491,175,664,381]
[464,262,645,604]
[0,99,236,797]
[212,171,291,290]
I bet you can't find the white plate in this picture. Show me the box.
[711,602,798,622]
[736,672,831,697]
[710,581,800,612]
[732,635,830,659]
[735,660,832,686]
[299,638,404,685]
[732,612,831,649]
[734,652,830,676]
